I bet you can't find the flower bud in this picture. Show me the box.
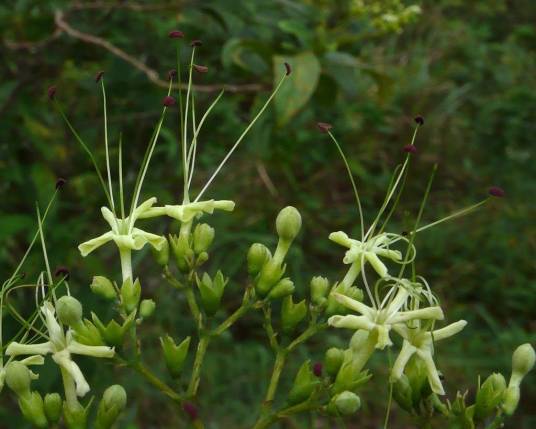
[44,393,62,424]
[5,361,32,396]
[151,237,169,266]
[160,335,191,378]
[255,259,285,297]
[95,385,127,429]
[247,243,271,275]
[329,391,361,416]
[19,391,48,428]
[192,223,215,254]
[281,295,307,333]
[121,278,141,313]
[196,251,209,266]
[196,271,227,316]
[287,361,319,405]
[502,385,520,415]
[276,206,302,243]
[91,276,116,300]
[56,296,83,326]
[170,233,193,273]
[324,348,344,377]
[310,276,329,306]
[139,299,156,318]
[267,278,295,300]
[475,373,506,420]
[510,343,535,387]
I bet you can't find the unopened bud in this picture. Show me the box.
[63,402,87,429]
[510,343,535,387]
[91,276,116,300]
[281,296,307,333]
[276,206,302,242]
[330,391,361,416]
[287,361,319,405]
[267,278,295,300]
[5,361,32,396]
[19,391,47,428]
[95,385,127,429]
[324,348,344,377]
[139,299,156,318]
[310,276,329,305]
[44,393,62,424]
[196,271,227,316]
[56,296,83,326]
[247,243,271,275]
[120,278,141,313]
[475,373,506,420]
[255,259,285,297]
[192,223,215,254]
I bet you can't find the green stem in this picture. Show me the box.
[187,335,210,397]
[119,247,132,283]
[262,350,287,413]
[212,303,252,337]
[287,323,326,352]
[184,287,202,329]
[59,367,78,408]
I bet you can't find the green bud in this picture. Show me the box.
[90,276,116,300]
[510,343,535,387]
[502,385,520,415]
[120,278,141,313]
[160,335,191,378]
[393,374,413,413]
[324,348,344,377]
[56,296,83,326]
[332,349,373,395]
[281,296,307,333]
[276,206,302,242]
[95,385,127,429]
[192,223,215,254]
[268,278,295,300]
[196,271,227,316]
[139,299,156,318]
[44,393,62,424]
[19,391,47,428]
[63,401,87,429]
[196,251,209,266]
[151,237,169,266]
[329,391,361,416]
[247,243,271,275]
[475,373,507,421]
[287,361,319,405]
[72,319,105,346]
[256,259,285,297]
[5,361,32,396]
[169,232,193,273]
[310,276,329,306]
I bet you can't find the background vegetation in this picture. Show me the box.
[1,0,534,427]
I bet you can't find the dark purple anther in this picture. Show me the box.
[316,122,332,133]
[95,71,104,83]
[55,178,67,190]
[414,116,424,125]
[163,96,176,107]
[488,186,505,198]
[284,62,292,76]
[403,144,417,154]
[313,362,323,377]
[54,266,70,280]
[168,30,184,39]
[190,39,202,47]
[167,69,177,80]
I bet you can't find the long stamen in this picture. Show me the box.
[100,77,115,213]
[326,130,365,241]
[118,132,125,219]
[182,48,196,203]
[194,68,290,203]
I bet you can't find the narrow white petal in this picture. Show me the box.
[68,340,114,358]
[78,231,114,257]
[365,252,388,277]
[391,340,417,380]
[328,315,375,331]
[331,293,372,316]
[417,349,445,395]
[6,341,53,357]
[430,320,467,342]
[390,306,444,324]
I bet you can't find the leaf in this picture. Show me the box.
[273,52,321,126]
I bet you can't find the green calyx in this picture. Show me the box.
[160,335,191,378]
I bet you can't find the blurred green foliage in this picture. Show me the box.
[0,0,534,427]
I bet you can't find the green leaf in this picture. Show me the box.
[273,52,321,126]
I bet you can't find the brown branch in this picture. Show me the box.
[53,10,265,93]
[4,28,62,51]
[69,1,182,12]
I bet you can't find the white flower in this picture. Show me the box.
[138,199,235,223]
[327,287,444,349]
[329,231,404,278]
[6,302,114,397]
[78,197,166,257]
[391,320,467,395]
